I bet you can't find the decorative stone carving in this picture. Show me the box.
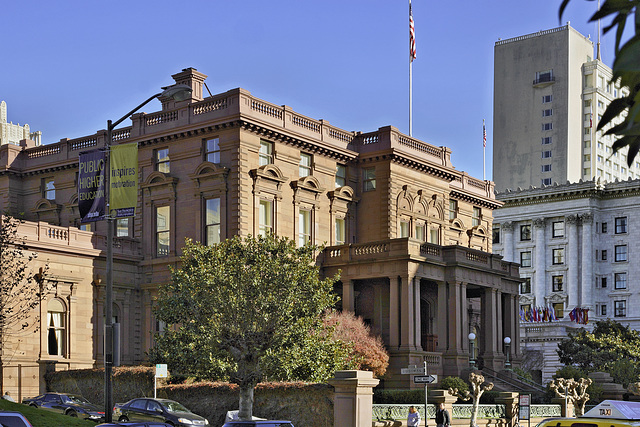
[533,217,546,228]
[580,212,593,224]
[501,221,513,231]
[566,214,578,224]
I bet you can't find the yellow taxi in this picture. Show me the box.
[536,400,640,427]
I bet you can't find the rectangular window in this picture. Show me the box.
[298,209,311,246]
[552,275,564,292]
[472,207,481,227]
[520,251,532,268]
[299,153,312,177]
[335,164,347,188]
[400,220,410,238]
[615,300,626,317]
[259,199,274,237]
[542,95,553,103]
[615,272,627,289]
[542,109,553,117]
[615,217,627,234]
[601,249,607,261]
[536,70,554,84]
[205,138,220,163]
[542,150,552,158]
[156,148,170,173]
[43,178,55,200]
[615,245,627,262]
[584,154,591,162]
[520,224,531,241]
[259,140,273,166]
[429,228,439,245]
[449,200,458,220]
[415,224,425,241]
[601,277,607,288]
[542,178,552,186]
[205,198,221,245]
[335,218,346,245]
[542,123,553,131]
[363,167,376,192]
[553,302,564,319]
[552,248,564,265]
[116,218,130,238]
[156,206,170,256]
[552,221,564,238]
[600,305,607,316]
[542,137,552,145]
[602,222,608,233]
[584,127,591,135]
[584,168,591,176]
[520,278,531,294]
[492,226,500,244]
[542,164,552,172]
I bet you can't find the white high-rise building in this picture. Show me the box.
[493,24,631,192]
[0,101,41,146]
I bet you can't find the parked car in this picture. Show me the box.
[222,422,294,427]
[113,398,208,426]
[97,423,172,427]
[535,400,640,427]
[0,410,33,427]
[21,392,104,421]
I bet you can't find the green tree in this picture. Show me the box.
[150,235,354,420]
[0,215,50,393]
[557,319,640,372]
[560,0,640,164]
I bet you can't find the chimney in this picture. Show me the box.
[160,68,208,110]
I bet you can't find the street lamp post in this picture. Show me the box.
[103,84,192,422]
[504,336,511,369]
[468,332,476,369]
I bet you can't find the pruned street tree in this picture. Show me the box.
[150,235,359,420]
[448,371,494,427]
[549,377,592,416]
[559,0,640,165]
[0,215,50,392]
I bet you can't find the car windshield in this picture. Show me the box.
[163,401,191,413]
[62,395,91,404]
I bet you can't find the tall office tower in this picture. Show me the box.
[0,101,42,146]
[493,24,632,192]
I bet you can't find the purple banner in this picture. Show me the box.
[78,149,106,222]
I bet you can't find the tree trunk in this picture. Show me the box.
[238,385,254,420]
[470,394,480,427]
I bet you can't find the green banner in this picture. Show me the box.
[110,143,138,218]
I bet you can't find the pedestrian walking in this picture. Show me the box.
[435,402,450,427]
[407,405,421,426]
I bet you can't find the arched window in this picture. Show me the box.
[47,299,66,356]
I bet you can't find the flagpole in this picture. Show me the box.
[409,0,414,137]
[483,119,486,180]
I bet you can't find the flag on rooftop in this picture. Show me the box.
[483,120,487,148]
[409,1,416,62]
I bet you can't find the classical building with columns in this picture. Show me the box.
[493,178,640,383]
[0,68,521,395]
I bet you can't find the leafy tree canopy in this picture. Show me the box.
[560,0,640,165]
[150,235,358,418]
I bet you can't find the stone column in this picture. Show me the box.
[389,277,400,348]
[481,288,500,369]
[502,221,514,262]
[328,370,379,427]
[436,281,447,353]
[413,277,422,350]
[342,280,355,313]
[533,218,546,306]
[495,392,519,427]
[566,214,579,308]
[580,213,594,309]
[400,275,416,350]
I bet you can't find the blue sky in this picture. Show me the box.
[1,0,622,180]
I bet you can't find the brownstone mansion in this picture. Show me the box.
[0,68,520,397]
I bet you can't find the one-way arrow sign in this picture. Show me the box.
[413,374,437,384]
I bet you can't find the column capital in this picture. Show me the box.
[580,212,594,224]
[566,214,579,225]
[501,221,513,231]
[533,217,546,228]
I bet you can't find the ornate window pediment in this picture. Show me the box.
[141,172,178,199]
[519,294,535,305]
[32,198,62,225]
[328,186,356,203]
[546,293,567,304]
[189,162,229,190]
[290,175,324,195]
[250,164,287,183]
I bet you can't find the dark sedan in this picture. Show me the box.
[222,422,294,427]
[97,423,172,427]
[113,398,208,426]
[22,392,104,421]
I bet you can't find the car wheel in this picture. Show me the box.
[67,410,78,417]
[29,404,37,408]
[119,416,129,422]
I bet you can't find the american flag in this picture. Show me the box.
[483,121,487,148]
[409,1,416,62]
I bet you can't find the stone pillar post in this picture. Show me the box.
[436,281,447,353]
[495,392,519,427]
[342,280,355,313]
[580,213,593,309]
[414,277,422,351]
[389,277,400,348]
[481,288,499,369]
[502,221,514,262]
[566,214,579,308]
[533,218,546,306]
[552,397,575,417]
[328,370,380,427]
[430,389,457,421]
[400,275,416,350]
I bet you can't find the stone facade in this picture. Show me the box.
[493,178,640,383]
[493,24,632,192]
[0,68,521,396]
[0,101,41,146]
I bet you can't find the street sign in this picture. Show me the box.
[401,365,426,375]
[155,363,168,378]
[413,374,437,384]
